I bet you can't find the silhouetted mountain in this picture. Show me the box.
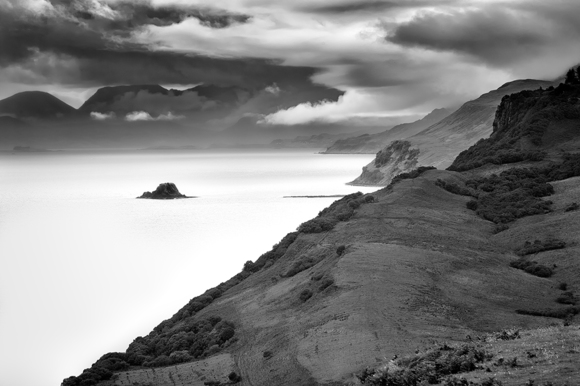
[0,91,76,119]
[64,81,580,386]
[78,85,170,113]
[323,107,454,154]
[351,79,556,186]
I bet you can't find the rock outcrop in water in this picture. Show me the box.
[138,183,189,199]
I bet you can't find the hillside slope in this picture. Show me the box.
[351,79,555,186]
[64,85,580,386]
[323,108,453,154]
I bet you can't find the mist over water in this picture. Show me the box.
[0,149,376,386]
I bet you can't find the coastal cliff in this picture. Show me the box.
[350,79,556,186]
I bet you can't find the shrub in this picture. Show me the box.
[318,278,334,292]
[492,224,509,234]
[516,307,580,319]
[298,217,338,233]
[365,195,375,203]
[336,245,346,256]
[436,179,473,196]
[228,371,242,383]
[285,256,322,277]
[558,282,568,291]
[263,351,273,359]
[466,200,478,210]
[556,291,577,305]
[510,259,553,278]
[169,350,192,363]
[299,289,313,302]
[515,238,566,256]
[565,202,579,212]
[359,344,491,385]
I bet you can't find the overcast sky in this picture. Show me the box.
[1,0,580,122]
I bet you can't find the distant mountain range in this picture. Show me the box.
[0,83,355,149]
[323,107,455,154]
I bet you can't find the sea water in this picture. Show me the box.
[0,149,376,386]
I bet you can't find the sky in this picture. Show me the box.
[1,0,580,123]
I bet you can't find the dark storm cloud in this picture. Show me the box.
[47,0,252,30]
[386,2,580,67]
[0,0,318,88]
[302,0,456,14]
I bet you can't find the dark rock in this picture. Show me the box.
[138,183,189,199]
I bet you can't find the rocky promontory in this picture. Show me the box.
[137,183,190,199]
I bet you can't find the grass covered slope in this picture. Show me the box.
[66,82,580,386]
[65,169,575,386]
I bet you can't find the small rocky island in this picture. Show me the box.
[137,183,191,199]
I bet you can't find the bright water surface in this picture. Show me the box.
[0,149,376,386]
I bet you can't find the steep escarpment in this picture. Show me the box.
[65,84,580,386]
[323,108,453,154]
[450,83,580,172]
[351,79,555,186]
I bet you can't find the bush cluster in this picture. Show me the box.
[299,289,313,302]
[556,291,577,305]
[62,317,237,386]
[358,344,491,385]
[515,239,566,256]
[463,153,580,223]
[510,259,553,278]
[435,179,474,196]
[298,192,374,234]
[463,167,556,223]
[516,307,580,319]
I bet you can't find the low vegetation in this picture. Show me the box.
[357,344,492,385]
[515,238,566,256]
[435,179,474,196]
[462,153,580,223]
[509,259,553,278]
[515,307,580,319]
[298,192,376,234]
[62,317,237,386]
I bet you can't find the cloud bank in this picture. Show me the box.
[125,111,185,122]
[2,0,580,121]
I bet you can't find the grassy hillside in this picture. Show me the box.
[65,83,580,386]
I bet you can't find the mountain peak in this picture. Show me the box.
[0,91,76,119]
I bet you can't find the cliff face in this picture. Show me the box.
[351,79,556,186]
[323,108,453,154]
[450,83,580,171]
[64,84,580,386]
[349,140,420,185]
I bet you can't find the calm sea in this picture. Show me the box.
[0,149,376,386]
